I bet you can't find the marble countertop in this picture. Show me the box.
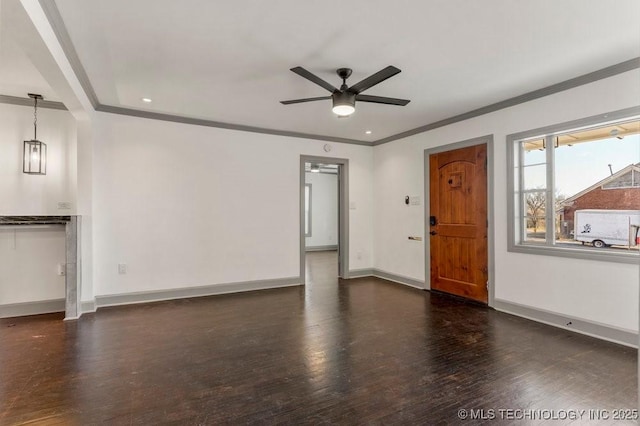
[0,216,71,225]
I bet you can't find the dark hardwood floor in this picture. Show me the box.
[0,251,636,425]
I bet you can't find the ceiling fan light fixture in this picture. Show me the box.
[332,92,355,117]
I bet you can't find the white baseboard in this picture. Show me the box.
[305,245,338,252]
[349,268,425,290]
[0,298,65,318]
[494,299,637,348]
[371,269,425,289]
[80,300,96,314]
[94,276,301,309]
[348,268,374,278]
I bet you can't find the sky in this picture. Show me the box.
[523,133,640,198]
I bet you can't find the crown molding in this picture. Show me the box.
[95,104,372,145]
[373,57,640,145]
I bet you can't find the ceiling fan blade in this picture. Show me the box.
[280,96,332,105]
[290,67,338,93]
[347,65,400,95]
[355,94,410,106]
[347,66,401,95]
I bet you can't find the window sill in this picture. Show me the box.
[508,243,639,264]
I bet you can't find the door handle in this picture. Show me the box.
[430,231,437,236]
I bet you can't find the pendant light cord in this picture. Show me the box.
[33,97,38,140]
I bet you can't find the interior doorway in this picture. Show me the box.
[304,163,339,253]
[300,156,349,283]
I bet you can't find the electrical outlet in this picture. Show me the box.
[57,202,72,210]
[118,263,127,274]
[57,264,66,276]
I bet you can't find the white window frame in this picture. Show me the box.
[507,106,640,264]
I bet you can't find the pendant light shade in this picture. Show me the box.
[23,140,47,175]
[23,94,47,175]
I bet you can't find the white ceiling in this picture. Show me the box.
[2,0,640,142]
[0,0,62,101]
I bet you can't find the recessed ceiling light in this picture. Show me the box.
[365,130,372,135]
[141,98,152,103]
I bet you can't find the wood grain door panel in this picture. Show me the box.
[429,144,488,303]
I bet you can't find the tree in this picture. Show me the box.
[526,192,546,232]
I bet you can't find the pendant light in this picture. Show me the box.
[23,93,47,175]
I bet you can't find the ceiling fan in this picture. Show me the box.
[280,66,410,117]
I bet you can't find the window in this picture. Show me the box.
[507,107,640,263]
[304,184,312,237]
[602,169,639,189]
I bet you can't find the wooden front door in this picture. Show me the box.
[429,144,488,303]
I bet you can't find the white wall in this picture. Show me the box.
[0,226,66,304]
[2,66,636,340]
[305,171,338,248]
[0,103,75,307]
[373,69,640,332]
[75,119,94,303]
[90,112,373,296]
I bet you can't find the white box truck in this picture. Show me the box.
[574,209,640,248]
